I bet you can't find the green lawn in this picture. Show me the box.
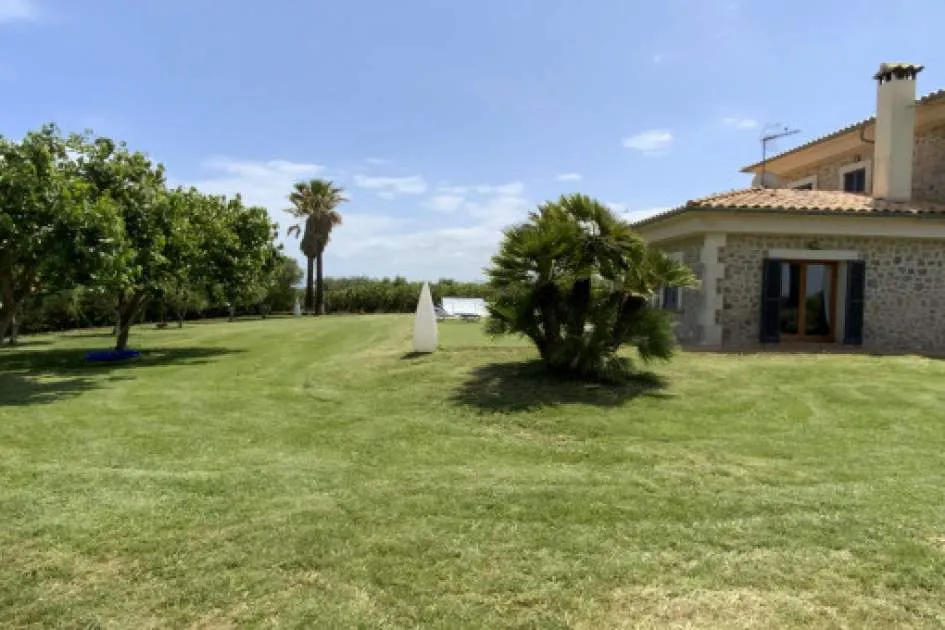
[3,316,945,628]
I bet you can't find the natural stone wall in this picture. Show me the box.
[719,234,945,352]
[657,238,704,344]
[912,125,945,202]
[777,125,945,202]
[780,147,871,193]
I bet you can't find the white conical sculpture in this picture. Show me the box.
[412,282,438,353]
[292,297,302,317]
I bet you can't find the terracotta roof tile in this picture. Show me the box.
[740,89,945,172]
[632,188,945,227]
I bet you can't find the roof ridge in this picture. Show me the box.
[685,188,752,206]
[740,88,945,172]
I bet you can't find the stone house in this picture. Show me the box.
[634,63,945,353]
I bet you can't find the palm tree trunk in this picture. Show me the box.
[315,251,325,316]
[305,255,315,314]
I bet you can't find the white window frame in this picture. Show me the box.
[788,175,817,190]
[838,160,871,193]
[654,251,684,310]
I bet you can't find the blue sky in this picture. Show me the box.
[2,0,944,280]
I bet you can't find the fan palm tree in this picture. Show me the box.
[285,179,346,315]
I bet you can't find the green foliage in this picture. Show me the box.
[0,126,124,339]
[285,179,346,314]
[485,194,696,381]
[262,255,304,313]
[323,277,493,314]
[197,193,279,319]
[1,123,291,345]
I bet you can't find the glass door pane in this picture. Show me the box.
[804,264,832,336]
[779,262,801,335]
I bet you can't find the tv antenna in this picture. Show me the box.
[759,125,800,185]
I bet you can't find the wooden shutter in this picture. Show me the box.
[759,259,782,343]
[843,260,866,345]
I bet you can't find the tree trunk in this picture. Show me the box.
[0,305,15,343]
[315,250,325,316]
[0,269,18,341]
[8,311,19,345]
[115,292,146,352]
[305,256,315,314]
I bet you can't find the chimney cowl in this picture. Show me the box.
[874,63,924,82]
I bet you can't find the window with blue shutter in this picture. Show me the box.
[760,258,782,343]
[843,261,866,345]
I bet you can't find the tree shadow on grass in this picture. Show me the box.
[2,339,52,347]
[59,330,116,339]
[0,346,241,407]
[450,360,668,413]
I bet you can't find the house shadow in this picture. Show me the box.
[450,360,668,413]
[0,346,241,407]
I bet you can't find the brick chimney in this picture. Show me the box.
[872,62,923,201]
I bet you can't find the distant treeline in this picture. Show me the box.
[323,277,494,314]
[17,254,302,335]
[16,276,492,334]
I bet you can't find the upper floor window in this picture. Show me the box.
[843,169,867,193]
[789,175,817,190]
[839,160,871,194]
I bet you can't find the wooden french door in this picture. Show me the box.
[777,261,839,342]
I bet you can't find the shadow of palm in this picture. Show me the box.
[450,360,668,413]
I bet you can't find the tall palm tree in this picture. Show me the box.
[285,179,345,315]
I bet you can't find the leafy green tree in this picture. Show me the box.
[76,138,190,351]
[196,194,279,320]
[262,254,303,313]
[285,179,345,315]
[485,194,696,381]
[0,125,123,342]
[160,277,209,328]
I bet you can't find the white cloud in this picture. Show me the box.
[0,0,38,22]
[651,54,664,64]
[172,157,330,252]
[622,129,673,155]
[180,157,325,213]
[376,191,396,200]
[627,206,670,221]
[329,193,532,280]
[555,172,582,182]
[606,202,671,223]
[437,181,524,196]
[426,195,466,212]
[723,116,759,130]
[605,201,629,214]
[178,158,532,280]
[352,174,428,196]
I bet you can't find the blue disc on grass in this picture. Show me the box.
[83,349,141,362]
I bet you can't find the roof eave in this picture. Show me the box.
[631,204,945,231]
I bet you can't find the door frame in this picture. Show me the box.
[779,260,840,343]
